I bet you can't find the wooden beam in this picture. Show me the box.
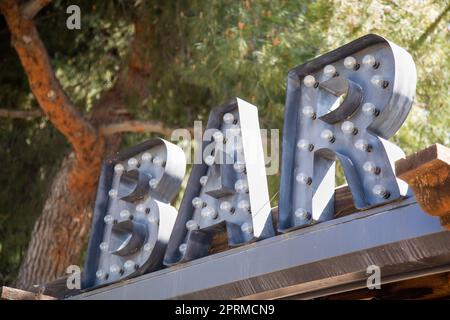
[1,286,56,300]
[323,272,450,300]
[396,143,450,229]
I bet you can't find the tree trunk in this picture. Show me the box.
[15,154,95,289]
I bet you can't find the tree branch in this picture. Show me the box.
[21,0,52,19]
[99,120,180,137]
[411,3,450,50]
[0,1,103,166]
[0,108,43,119]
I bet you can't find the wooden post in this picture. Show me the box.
[396,143,450,229]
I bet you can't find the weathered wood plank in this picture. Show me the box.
[1,286,56,300]
[323,272,450,300]
[334,185,358,218]
[396,143,450,229]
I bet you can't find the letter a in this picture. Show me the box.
[66,5,81,30]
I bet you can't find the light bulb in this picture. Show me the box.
[373,184,389,198]
[147,213,159,223]
[127,158,138,169]
[205,155,215,166]
[323,64,337,78]
[295,208,311,220]
[114,163,124,174]
[320,129,335,142]
[108,189,118,198]
[355,139,370,152]
[153,156,164,166]
[179,243,187,254]
[234,141,244,152]
[302,106,315,118]
[119,209,130,219]
[223,113,235,125]
[136,204,145,213]
[141,152,152,162]
[95,270,105,279]
[143,243,153,252]
[235,179,248,193]
[99,242,108,252]
[220,201,232,212]
[341,121,357,135]
[228,125,241,136]
[201,206,218,220]
[370,75,384,88]
[213,131,224,143]
[362,54,377,67]
[186,219,199,231]
[124,260,136,272]
[297,139,308,151]
[238,200,250,212]
[149,178,158,189]
[192,197,204,209]
[363,161,380,174]
[199,175,208,186]
[233,162,246,173]
[362,102,378,116]
[109,264,121,275]
[303,75,316,88]
[296,139,308,149]
[344,56,357,69]
[104,214,114,225]
[296,173,312,185]
[241,222,253,233]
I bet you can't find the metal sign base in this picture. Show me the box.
[71,196,450,300]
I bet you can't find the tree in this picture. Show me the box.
[0,0,168,288]
[0,0,448,288]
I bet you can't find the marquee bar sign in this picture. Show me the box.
[82,34,417,290]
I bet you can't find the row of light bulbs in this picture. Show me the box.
[303,54,386,88]
[190,195,251,220]
[96,256,148,280]
[205,113,244,166]
[102,204,159,225]
[96,153,167,281]
[115,152,166,172]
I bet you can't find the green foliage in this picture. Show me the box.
[0,118,68,284]
[130,0,449,183]
[319,0,450,154]
[0,0,448,285]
